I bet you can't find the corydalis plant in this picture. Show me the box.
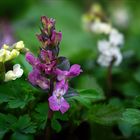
[26,16,82,114]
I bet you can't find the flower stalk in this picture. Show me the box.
[25,16,82,137]
[107,58,115,97]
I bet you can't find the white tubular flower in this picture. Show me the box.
[109,29,124,46]
[4,64,23,82]
[97,40,122,67]
[90,21,112,34]
[13,41,25,51]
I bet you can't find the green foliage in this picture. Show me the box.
[32,103,48,130]
[0,113,16,139]
[1,0,140,139]
[69,89,105,108]
[88,104,124,125]
[0,79,35,109]
[0,113,36,139]
[12,115,36,134]
[51,112,68,132]
[122,109,140,125]
[51,119,61,133]
[10,132,33,140]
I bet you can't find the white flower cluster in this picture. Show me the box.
[97,28,124,67]
[82,4,124,67]
[4,64,23,82]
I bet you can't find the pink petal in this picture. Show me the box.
[60,97,70,114]
[48,96,60,111]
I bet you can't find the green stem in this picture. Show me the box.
[0,62,5,82]
[45,79,54,140]
[107,59,115,98]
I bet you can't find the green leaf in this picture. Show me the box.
[0,79,35,109]
[0,113,17,139]
[88,104,123,125]
[134,68,140,83]
[53,112,68,121]
[12,115,36,134]
[118,121,133,138]
[33,103,48,130]
[51,118,61,133]
[10,132,33,140]
[8,94,35,109]
[121,82,140,97]
[133,96,140,108]
[69,89,105,107]
[122,109,140,125]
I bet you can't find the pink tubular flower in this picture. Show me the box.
[26,52,40,67]
[48,80,70,114]
[55,64,82,81]
[40,49,54,63]
[28,69,49,90]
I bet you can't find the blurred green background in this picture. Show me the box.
[1,0,140,140]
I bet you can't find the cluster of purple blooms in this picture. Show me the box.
[26,16,82,114]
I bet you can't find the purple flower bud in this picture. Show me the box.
[51,30,62,46]
[41,16,55,32]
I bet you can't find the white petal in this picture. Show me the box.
[4,64,23,82]
[4,71,16,82]
[13,64,23,78]
[109,28,124,46]
[91,21,112,34]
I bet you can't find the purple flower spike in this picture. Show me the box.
[25,16,82,114]
[55,64,82,81]
[28,69,49,90]
[48,80,70,113]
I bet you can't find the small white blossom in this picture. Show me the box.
[4,64,23,82]
[97,40,122,67]
[109,29,124,46]
[90,21,112,34]
[112,8,130,28]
